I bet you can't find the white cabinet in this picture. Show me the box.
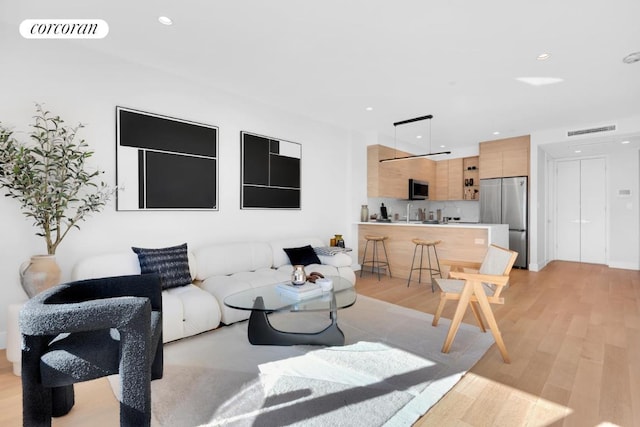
[555,158,606,264]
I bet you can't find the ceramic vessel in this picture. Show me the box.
[20,255,61,298]
[360,205,369,222]
[291,265,307,286]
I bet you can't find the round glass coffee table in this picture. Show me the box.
[224,276,356,346]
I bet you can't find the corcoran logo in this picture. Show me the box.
[20,19,109,39]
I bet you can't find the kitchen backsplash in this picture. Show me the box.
[366,198,480,222]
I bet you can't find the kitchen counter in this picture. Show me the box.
[357,222,508,280]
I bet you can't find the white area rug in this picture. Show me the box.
[110,295,493,426]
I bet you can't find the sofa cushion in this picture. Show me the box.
[72,252,141,280]
[165,284,221,339]
[283,245,321,266]
[194,242,273,280]
[132,243,192,290]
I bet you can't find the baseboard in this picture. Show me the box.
[608,261,640,271]
[0,331,6,350]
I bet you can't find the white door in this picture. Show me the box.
[556,161,581,261]
[580,158,606,263]
[555,158,607,264]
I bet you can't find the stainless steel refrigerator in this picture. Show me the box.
[480,177,528,268]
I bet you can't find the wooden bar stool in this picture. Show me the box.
[407,239,442,291]
[360,235,392,280]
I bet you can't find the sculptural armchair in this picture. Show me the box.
[19,274,163,427]
[432,244,518,363]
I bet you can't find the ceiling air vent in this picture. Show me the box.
[567,125,616,137]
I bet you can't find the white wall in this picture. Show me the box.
[0,33,360,346]
[607,148,640,269]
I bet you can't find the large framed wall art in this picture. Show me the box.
[116,107,218,211]
[241,131,301,209]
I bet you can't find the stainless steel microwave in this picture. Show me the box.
[408,179,429,200]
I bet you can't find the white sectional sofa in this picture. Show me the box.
[72,236,355,342]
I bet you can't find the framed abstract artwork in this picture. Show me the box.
[240,131,301,209]
[116,107,218,211]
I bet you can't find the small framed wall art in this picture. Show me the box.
[240,131,301,209]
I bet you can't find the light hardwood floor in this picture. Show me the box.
[1,261,638,426]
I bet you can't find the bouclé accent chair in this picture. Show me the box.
[19,274,163,427]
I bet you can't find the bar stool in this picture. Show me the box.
[407,239,442,291]
[360,235,392,280]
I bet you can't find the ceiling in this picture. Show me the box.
[2,0,640,157]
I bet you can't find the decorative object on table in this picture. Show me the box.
[306,271,324,283]
[0,104,113,297]
[240,131,301,209]
[291,265,307,285]
[360,204,369,222]
[116,107,218,211]
[316,277,334,291]
[276,281,322,300]
[334,234,345,248]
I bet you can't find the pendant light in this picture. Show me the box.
[379,114,451,163]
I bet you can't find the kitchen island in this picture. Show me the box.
[357,222,509,280]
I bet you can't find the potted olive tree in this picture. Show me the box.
[0,104,112,297]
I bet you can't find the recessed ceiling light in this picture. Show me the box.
[440,145,446,148]
[621,140,630,144]
[574,150,582,153]
[516,77,564,86]
[537,53,551,61]
[416,135,422,139]
[622,51,640,64]
[365,107,373,111]
[493,131,501,135]
[158,16,173,25]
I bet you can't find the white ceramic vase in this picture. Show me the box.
[20,255,61,298]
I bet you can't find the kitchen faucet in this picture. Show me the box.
[406,203,412,223]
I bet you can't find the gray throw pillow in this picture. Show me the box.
[132,243,191,290]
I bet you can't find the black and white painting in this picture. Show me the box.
[241,131,301,209]
[116,107,218,210]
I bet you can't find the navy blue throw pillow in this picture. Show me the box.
[283,245,322,266]
[132,243,192,290]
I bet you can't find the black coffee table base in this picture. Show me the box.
[247,297,345,346]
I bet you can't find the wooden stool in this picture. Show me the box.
[407,239,442,291]
[360,235,392,280]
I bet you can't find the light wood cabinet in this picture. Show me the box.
[367,145,436,198]
[479,135,530,179]
[447,158,463,200]
[434,160,449,200]
[434,158,464,200]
